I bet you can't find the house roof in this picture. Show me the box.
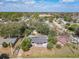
[29,34,48,44]
[57,35,69,45]
[0,37,17,45]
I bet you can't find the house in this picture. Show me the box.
[0,37,18,47]
[28,34,48,47]
[57,34,69,46]
[70,35,79,44]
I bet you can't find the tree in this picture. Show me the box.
[32,13,39,19]
[21,37,31,51]
[68,24,79,32]
[75,28,79,37]
[0,22,24,37]
[0,12,22,21]
[49,16,54,22]
[47,30,57,49]
[2,42,8,48]
[64,16,72,22]
[48,34,57,44]
[24,29,33,36]
[36,23,49,35]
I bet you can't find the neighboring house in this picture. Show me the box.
[0,37,18,47]
[53,20,67,33]
[76,19,79,23]
[28,34,48,47]
[56,18,68,27]
[57,35,69,46]
[71,35,79,44]
[45,20,53,28]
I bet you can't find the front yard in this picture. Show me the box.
[20,45,79,58]
[0,47,11,55]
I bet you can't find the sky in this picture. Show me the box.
[0,0,79,12]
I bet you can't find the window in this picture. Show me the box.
[44,42,46,43]
[32,42,34,43]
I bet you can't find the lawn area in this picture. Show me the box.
[21,46,79,58]
[0,47,11,55]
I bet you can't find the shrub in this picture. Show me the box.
[2,42,8,48]
[56,44,61,49]
[36,23,49,35]
[21,37,31,51]
[47,42,53,50]
[75,28,79,37]
[72,45,76,49]
[71,44,78,49]
[68,24,79,32]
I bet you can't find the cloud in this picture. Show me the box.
[62,0,75,2]
[0,2,3,5]
[24,0,36,4]
[5,0,19,2]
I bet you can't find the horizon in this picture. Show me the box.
[0,0,79,12]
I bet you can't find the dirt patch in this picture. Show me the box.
[23,46,56,57]
[0,47,11,55]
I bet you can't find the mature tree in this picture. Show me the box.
[0,12,23,21]
[68,24,79,32]
[47,30,57,49]
[0,22,23,37]
[48,34,57,44]
[35,23,49,35]
[64,16,72,22]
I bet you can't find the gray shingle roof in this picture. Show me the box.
[29,34,48,44]
[0,38,17,45]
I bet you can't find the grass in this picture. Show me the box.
[22,53,79,58]
[20,45,79,58]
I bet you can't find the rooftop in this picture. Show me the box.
[0,37,17,45]
[29,34,48,44]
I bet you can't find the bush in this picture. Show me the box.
[68,24,79,32]
[47,42,53,50]
[71,44,78,50]
[64,16,72,22]
[56,44,61,49]
[65,23,70,29]
[75,28,79,37]
[21,37,31,51]
[2,42,8,48]
[36,23,49,35]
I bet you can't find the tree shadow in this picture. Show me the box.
[0,53,9,59]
